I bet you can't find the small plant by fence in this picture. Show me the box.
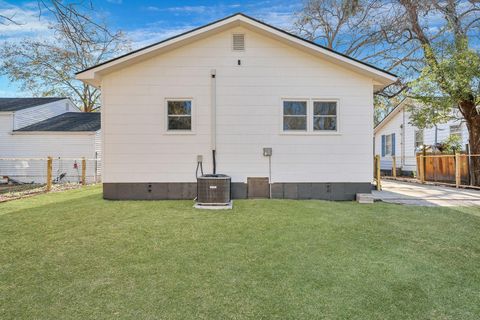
[0,157,101,191]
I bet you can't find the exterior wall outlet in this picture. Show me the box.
[263,148,272,156]
[197,155,203,162]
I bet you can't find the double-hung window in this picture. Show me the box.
[167,100,192,131]
[381,133,395,156]
[313,101,337,131]
[414,130,423,149]
[283,101,307,131]
[385,134,393,155]
[282,99,338,133]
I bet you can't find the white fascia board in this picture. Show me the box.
[11,131,96,135]
[374,103,406,134]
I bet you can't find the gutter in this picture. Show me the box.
[11,131,97,135]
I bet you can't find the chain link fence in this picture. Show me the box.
[0,157,101,186]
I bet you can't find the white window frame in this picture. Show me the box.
[414,129,423,149]
[312,99,339,133]
[280,98,341,135]
[164,98,195,134]
[281,99,309,132]
[385,134,393,156]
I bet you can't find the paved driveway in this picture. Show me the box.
[372,180,480,206]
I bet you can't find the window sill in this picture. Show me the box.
[163,131,196,135]
[279,131,342,136]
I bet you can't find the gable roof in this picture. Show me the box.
[14,112,100,132]
[76,13,397,89]
[374,98,408,133]
[0,97,66,112]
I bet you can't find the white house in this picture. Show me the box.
[0,98,101,183]
[374,99,468,175]
[76,13,397,200]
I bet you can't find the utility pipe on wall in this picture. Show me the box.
[211,69,217,174]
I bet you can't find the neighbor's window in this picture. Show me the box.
[283,101,307,131]
[449,124,462,139]
[415,130,424,148]
[167,100,192,131]
[313,101,337,131]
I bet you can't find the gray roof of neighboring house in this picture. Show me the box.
[0,97,67,112]
[15,112,100,132]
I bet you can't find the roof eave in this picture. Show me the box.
[11,131,97,135]
[374,99,408,133]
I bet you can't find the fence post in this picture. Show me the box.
[46,156,52,191]
[419,155,425,184]
[375,154,382,191]
[392,156,397,178]
[455,152,461,188]
[81,157,86,186]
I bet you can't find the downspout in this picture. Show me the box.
[211,69,217,174]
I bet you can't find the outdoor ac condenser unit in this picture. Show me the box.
[197,174,231,205]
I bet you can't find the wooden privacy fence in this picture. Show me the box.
[416,153,478,187]
[378,153,479,188]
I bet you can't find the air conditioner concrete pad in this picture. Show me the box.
[356,193,374,204]
[194,201,233,210]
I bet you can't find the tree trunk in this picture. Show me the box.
[459,100,480,185]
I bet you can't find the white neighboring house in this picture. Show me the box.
[0,98,101,183]
[374,99,468,175]
[76,13,397,200]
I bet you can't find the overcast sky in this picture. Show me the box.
[0,0,300,97]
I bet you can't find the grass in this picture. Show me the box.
[1,186,479,319]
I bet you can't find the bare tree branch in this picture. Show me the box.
[0,0,130,112]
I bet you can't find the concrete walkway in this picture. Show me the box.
[372,180,480,207]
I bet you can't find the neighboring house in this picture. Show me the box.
[374,99,468,175]
[76,13,397,200]
[0,98,101,183]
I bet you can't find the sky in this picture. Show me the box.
[0,0,301,97]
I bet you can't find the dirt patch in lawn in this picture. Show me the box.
[0,183,88,202]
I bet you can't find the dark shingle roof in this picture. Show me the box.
[0,97,66,112]
[15,112,100,132]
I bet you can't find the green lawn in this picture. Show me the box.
[1,186,479,319]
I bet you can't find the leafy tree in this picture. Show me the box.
[296,0,480,184]
[397,0,480,183]
[0,1,130,112]
[438,134,463,154]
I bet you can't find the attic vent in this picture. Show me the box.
[232,34,245,51]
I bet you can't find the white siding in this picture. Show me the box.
[13,99,78,130]
[423,120,468,149]
[374,109,404,170]
[0,114,14,157]
[101,26,375,184]
[94,130,102,180]
[375,107,470,173]
[0,131,97,184]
